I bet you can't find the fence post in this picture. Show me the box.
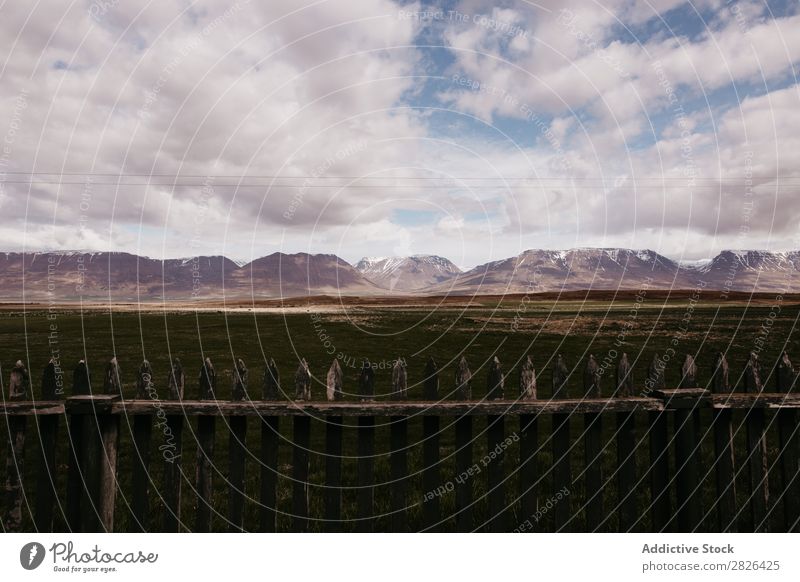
[390,359,408,531]
[65,361,88,531]
[583,356,603,531]
[229,358,248,531]
[131,361,154,532]
[454,356,473,532]
[743,352,769,532]
[422,357,440,531]
[292,361,311,532]
[34,361,60,532]
[711,352,736,532]
[355,362,375,532]
[646,355,669,532]
[195,358,216,532]
[616,354,637,532]
[260,359,280,532]
[162,359,184,532]
[775,352,798,532]
[518,356,538,531]
[3,361,29,532]
[552,354,571,531]
[486,356,505,532]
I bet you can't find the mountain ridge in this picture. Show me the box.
[0,248,796,300]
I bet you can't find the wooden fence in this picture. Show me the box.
[1,351,798,533]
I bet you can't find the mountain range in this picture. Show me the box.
[0,248,796,301]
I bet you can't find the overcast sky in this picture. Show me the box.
[0,0,798,268]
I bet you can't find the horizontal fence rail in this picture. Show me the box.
[1,351,799,533]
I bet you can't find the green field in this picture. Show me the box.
[2,293,799,531]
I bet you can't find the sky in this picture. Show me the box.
[0,0,798,269]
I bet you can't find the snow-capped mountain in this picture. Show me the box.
[355,255,461,291]
[430,248,685,294]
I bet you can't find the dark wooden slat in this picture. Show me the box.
[80,411,101,532]
[616,411,637,531]
[745,408,769,532]
[3,416,27,531]
[390,416,408,531]
[422,415,440,532]
[356,416,375,532]
[65,413,84,531]
[162,415,184,533]
[324,416,342,532]
[648,410,670,532]
[259,416,279,532]
[97,414,120,532]
[131,415,152,532]
[777,410,799,532]
[228,415,247,532]
[583,412,603,531]
[486,415,505,532]
[454,415,473,532]
[712,409,737,532]
[195,416,215,532]
[775,352,797,532]
[519,414,538,531]
[674,408,702,531]
[552,413,571,531]
[292,415,310,532]
[34,415,58,532]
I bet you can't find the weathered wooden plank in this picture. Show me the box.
[131,414,152,531]
[455,356,471,400]
[713,409,737,532]
[743,352,769,532]
[34,414,59,532]
[584,412,603,531]
[229,359,248,532]
[228,416,247,531]
[292,416,310,532]
[262,359,280,400]
[674,407,702,532]
[519,356,537,400]
[294,360,311,401]
[423,357,439,400]
[358,361,373,402]
[324,415,342,532]
[775,352,798,532]
[454,415,473,532]
[259,416,279,532]
[519,414,538,531]
[617,411,637,531]
[552,413,571,531]
[107,397,665,416]
[194,416,215,532]
[80,406,101,532]
[161,414,184,532]
[97,413,120,532]
[486,414,506,532]
[356,415,375,532]
[583,355,601,398]
[422,357,441,532]
[648,410,670,532]
[391,359,408,401]
[486,356,504,400]
[454,357,472,532]
[65,412,84,532]
[327,360,343,402]
[390,416,408,531]
[3,416,27,532]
